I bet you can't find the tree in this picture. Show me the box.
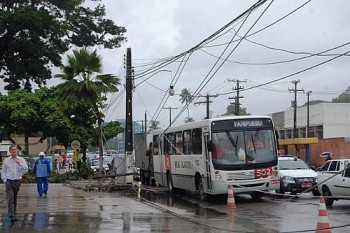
[0,89,42,154]
[0,1,126,90]
[149,120,160,131]
[223,105,250,116]
[102,121,124,141]
[332,87,350,103]
[179,88,193,117]
[55,48,120,175]
[301,100,328,107]
[184,117,195,123]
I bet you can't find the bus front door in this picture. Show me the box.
[204,133,212,192]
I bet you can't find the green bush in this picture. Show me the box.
[22,163,95,183]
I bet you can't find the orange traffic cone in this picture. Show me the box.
[316,196,331,233]
[227,184,236,209]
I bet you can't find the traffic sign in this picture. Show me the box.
[71,140,80,150]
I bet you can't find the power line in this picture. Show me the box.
[214,50,350,97]
[199,41,350,66]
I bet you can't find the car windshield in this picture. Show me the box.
[91,160,100,166]
[279,159,309,170]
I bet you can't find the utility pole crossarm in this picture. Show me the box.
[194,94,218,119]
[288,80,304,139]
[163,107,178,126]
[228,79,246,116]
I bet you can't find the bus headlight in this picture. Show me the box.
[215,173,222,181]
[273,170,278,177]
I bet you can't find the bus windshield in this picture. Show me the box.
[211,129,276,168]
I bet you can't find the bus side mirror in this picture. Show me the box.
[207,141,213,152]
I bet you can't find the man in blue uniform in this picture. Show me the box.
[33,152,51,197]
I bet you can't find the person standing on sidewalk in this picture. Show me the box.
[33,152,51,197]
[1,144,29,222]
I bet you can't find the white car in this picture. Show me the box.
[67,150,75,158]
[317,159,350,206]
[90,159,109,173]
[277,156,320,196]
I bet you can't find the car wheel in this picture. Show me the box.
[322,186,334,207]
[276,181,285,195]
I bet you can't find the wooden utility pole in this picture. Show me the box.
[195,94,218,119]
[288,80,304,139]
[124,48,133,184]
[306,91,312,138]
[228,79,246,115]
[163,107,178,126]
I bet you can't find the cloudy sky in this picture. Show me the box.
[85,0,349,128]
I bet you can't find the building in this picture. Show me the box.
[272,103,350,167]
[115,120,144,153]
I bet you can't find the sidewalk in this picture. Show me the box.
[0,183,163,232]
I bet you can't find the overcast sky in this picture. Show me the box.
[80,0,350,128]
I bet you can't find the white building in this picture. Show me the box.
[272,103,350,140]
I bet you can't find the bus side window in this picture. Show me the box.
[175,131,183,155]
[192,128,202,154]
[164,133,175,155]
[153,135,159,155]
[183,130,192,154]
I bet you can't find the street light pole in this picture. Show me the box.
[306,91,312,138]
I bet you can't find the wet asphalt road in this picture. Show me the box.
[1,182,350,232]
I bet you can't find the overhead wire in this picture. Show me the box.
[199,41,350,66]
[203,0,312,50]
[212,50,350,97]
[228,29,350,57]
[171,0,275,126]
[242,50,350,92]
[133,0,268,83]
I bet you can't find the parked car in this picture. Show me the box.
[89,159,109,173]
[67,150,75,158]
[133,166,140,181]
[317,159,350,206]
[277,156,320,196]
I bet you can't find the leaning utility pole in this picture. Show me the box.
[228,79,246,115]
[195,94,218,119]
[124,48,133,184]
[288,80,304,139]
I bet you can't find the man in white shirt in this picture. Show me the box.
[1,144,28,222]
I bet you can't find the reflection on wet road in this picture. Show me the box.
[1,183,349,232]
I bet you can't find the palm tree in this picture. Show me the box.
[149,120,160,131]
[184,117,194,123]
[179,88,193,117]
[55,48,120,175]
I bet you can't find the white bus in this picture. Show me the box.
[146,115,280,200]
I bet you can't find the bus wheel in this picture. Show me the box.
[198,180,207,201]
[167,173,173,193]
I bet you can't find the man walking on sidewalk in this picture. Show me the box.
[33,152,51,197]
[1,144,29,222]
